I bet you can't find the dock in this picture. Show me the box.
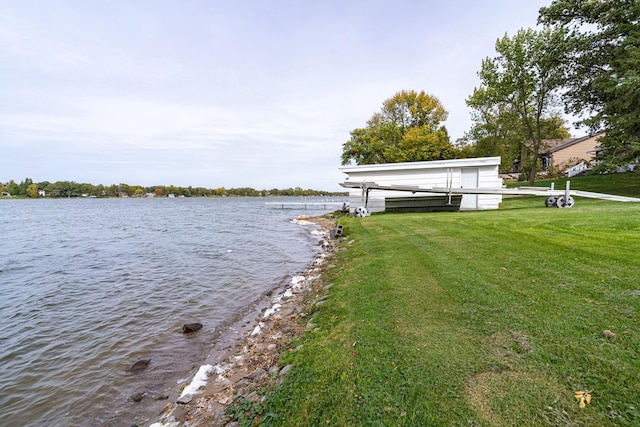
[265,201,348,210]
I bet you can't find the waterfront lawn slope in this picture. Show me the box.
[505,171,640,197]
[254,197,640,426]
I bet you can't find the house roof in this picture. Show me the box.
[542,132,604,154]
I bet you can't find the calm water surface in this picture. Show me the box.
[0,197,338,426]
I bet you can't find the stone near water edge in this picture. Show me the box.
[130,391,146,402]
[250,368,267,380]
[214,409,226,423]
[227,371,248,385]
[128,359,151,372]
[305,322,317,330]
[177,394,193,404]
[182,323,203,333]
[268,366,280,376]
[246,391,260,402]
[279,364,292,377]
[152,393,169,401]
[282,290,294,300]
[280,307,295,317]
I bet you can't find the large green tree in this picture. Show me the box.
[468,27,568,184]
[341,90,454,165]
[464,87,526,171]
[464,86,570,172]
[539,0,640,170]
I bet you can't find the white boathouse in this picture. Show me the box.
[339,157,503,212]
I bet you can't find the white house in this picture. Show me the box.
[339,157,503,212]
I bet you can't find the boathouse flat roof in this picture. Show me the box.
[339,157,501,174]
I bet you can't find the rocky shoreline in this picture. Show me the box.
[147,214,342,427]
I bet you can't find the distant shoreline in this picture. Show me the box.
[0,180,346,199]
[0,193,347,200]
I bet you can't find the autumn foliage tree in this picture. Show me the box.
[26,183,39,198]
[341,90,455,165]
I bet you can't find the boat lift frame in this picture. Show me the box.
[340,178,640,214]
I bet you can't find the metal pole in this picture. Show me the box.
[565,181,570,207]
[447,168,452,205]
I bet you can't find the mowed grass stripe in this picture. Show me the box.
[234,196,640,426]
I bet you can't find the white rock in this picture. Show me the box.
[282,290,294,300]
[251,322,265,336]
[290,275,306,288]
[263,303,282,319]
[179,364,214,400]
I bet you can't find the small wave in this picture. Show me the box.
[0,197,327,426]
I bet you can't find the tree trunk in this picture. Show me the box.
[528,142,539,185]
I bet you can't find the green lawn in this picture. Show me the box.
[231,193,640,426]
[506,171,640,197]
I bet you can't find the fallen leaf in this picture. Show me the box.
[574,390,591,408]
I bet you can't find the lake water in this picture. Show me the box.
[0,197,341,426]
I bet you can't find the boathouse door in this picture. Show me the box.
[460,168,479,210]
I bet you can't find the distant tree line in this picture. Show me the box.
[0,179,346,198]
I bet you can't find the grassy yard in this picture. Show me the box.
[506,170,640,197]
[232,193,640,426]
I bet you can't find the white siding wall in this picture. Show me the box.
[342,157,502,212]
[477,164,502,210]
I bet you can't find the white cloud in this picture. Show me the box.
[0,0,563,190]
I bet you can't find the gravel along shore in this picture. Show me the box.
[148,214,341,427]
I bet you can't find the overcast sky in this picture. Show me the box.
[1,0,567,191]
